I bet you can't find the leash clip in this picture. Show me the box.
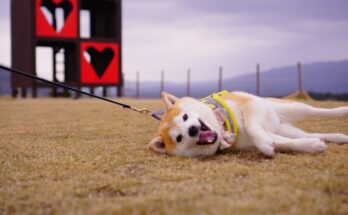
[130,107,162,121]
[131,106,152,115]
[131,106,162,121]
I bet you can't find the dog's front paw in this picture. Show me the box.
[304,138,327,153]
[258,143,275,157]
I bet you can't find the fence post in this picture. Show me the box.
[136,71,140,98]
[218,66,223,91]
[160,70,164,97]
[90,87,94,95]
[256,63,260,96]
[187,69,191,96]
[103,86,107,97]
[117,72,124,97]
[297,62,303,93]
[119,72,125,97]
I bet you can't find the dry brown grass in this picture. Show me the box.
[0,98,347,215]
[283,91,313,100]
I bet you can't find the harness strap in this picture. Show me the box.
[211,93,239,138]
[200,90,239,139]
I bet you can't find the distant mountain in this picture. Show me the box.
[1,60,348,97]
[124,59,348,98]
[0,68,11,95]
[224,60,348,96]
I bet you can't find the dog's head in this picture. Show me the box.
[148,92,224,157]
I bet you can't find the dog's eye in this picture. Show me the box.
[183,114,188,121]
[176,135,183,143]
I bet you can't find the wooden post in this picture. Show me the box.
[136,71,140,98]
[51,48,58,97]
[63,88,69,97]
[297,62,303,93]
[187,69,191,97]
[32,83,37,98]
[117,72,124,97]
[103,86,107,97]
[218,66,223,92]
[21,88,27,98]
[160,70,164,97]
[75,85,81,99]
[256,63,260,96]
[12,88,18,98]
[90,87,94,95]
[116,86,122,97]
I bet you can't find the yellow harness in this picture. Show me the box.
[200,90,239,149]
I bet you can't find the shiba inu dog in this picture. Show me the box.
[148,91,348,157]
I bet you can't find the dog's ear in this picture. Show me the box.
[214,108,227,125]
[148,136,166,154]
[161,92,178,109]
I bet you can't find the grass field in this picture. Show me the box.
[0,98,347,215]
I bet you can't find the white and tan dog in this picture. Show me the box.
[148,91,348,157]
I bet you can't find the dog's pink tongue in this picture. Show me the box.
[199,130,215,142]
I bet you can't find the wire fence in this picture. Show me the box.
[123,62,305,98]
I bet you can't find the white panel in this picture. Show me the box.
[36,47,53,81]
[80,10,91,38]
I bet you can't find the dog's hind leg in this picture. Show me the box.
[277,123,348,144]
[269,134,327,153]
[269,100,348,123]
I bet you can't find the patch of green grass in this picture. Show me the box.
[0,98,347,214]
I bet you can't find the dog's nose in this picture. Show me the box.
[188,126,199,137]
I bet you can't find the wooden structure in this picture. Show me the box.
[11,0,123,98]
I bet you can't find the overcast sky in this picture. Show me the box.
[0,0,348,82]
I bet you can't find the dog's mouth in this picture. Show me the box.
[197,119,217,145]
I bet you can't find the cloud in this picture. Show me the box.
[0,0,347,84]
[123,0,348,82]
[0,1,10,20]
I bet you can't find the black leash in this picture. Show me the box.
[0,64,162,121]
